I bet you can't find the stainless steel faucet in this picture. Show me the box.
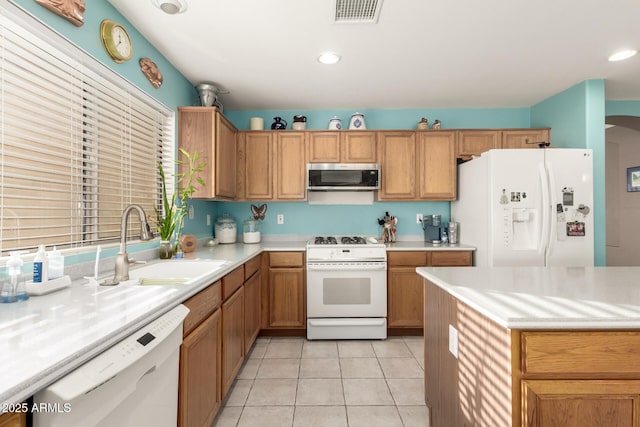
[112,204,153,283]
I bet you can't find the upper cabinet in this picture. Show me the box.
[418,131,457,200]
[457,128,552,160]
[275,132,307,200]
[501,128,550,149]
[238,131,274,200]
[457,130,501,160]
[178,107,237,199]
[378,131,456,201]
[307,131,377,163]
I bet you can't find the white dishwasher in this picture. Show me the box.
[34,304,189,427]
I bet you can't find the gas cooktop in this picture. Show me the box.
[309,236,380,246]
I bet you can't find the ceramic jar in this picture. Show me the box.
[348,112,366,129]
[328,116,342,130]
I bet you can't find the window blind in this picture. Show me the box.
[0,4,174,255]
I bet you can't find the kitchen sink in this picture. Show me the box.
[127,259,230,285]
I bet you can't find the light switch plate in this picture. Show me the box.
[277,214,284,225]
[448,324,459,358]
[416,213,423,224]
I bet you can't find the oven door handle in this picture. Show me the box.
[306,262,387,271]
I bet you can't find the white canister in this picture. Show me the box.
[348,112,366,129]
[215,215,237,244]
[250,117,264,130]
[328,116,342,130]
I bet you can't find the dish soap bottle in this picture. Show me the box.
[33,244,48,283]
[47,246,64,280]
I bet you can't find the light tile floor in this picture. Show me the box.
[212,336,429,427]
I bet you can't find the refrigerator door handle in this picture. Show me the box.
[538,162,551,256]
[546,161,557,258]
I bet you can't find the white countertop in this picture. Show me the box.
[0,239,470,405]
[417,266,640,330]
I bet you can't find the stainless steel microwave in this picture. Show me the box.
[307,163,380,191]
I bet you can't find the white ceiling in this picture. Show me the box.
[108,0,640,111]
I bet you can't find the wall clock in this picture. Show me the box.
[100,20,133,63]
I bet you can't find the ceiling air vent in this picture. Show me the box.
[333,0,384,24]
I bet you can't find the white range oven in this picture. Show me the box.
[306,236,387,340]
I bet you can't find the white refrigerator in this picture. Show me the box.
[451,149,594,267]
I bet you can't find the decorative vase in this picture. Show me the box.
[159,240,173,259]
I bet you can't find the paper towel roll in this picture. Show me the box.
[250,117,264,130]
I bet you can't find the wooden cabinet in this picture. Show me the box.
[221,286,244,398]
[179,280,222,427]
[522,380,640,426]
[388,252,427,328]
[266,252,305,329]
[238,131,273,200]
[178,107,237,199]
[456,130,501,160]
[377,131,417,200]
[417,131,456,200]
[0,412,25,427]
[244,257,261,351]
[179,309,221,427]
[388,251,472,329]
[501,128,550,149]
[307,131,377,163]
[274,132,306,200]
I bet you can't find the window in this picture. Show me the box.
[0,3,174,255]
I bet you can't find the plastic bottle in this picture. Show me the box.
[1,251,27,302]
[47,246,64,279]
[33,244,48,283]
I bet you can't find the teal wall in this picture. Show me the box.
[606,101,640,116]
[222,108,530,238]
[530,80,606,265]
[11,0,213,239]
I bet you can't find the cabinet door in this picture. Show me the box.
[179,309,221,427]
[215,112,237,199]
[178,107,237,199]
[522,380,640,427]
[275,132,306,200]
[242,132,273,200]
[268,267,305,328]
[342,131,377,163]
[0,412,25,427]
[417,131,456,200]
[221,287,244,398]
[244,270,261,351]
[307,132,341,162]
[502,128,550,149]
[388,267,424,328]
[377,131,416,200]
[456,130,500,159]
[429,251,473,266]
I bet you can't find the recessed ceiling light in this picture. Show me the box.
[608,49,637,62]
[151,0,188,14]
[317,52,341,65]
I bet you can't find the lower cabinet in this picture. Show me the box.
[179,310,221,427]
[522,379,640,426]
[388,251,473,329]
[179,280,222,427]
[221,286,244,399]
[266,252,306,329]
[244,257,261,350]
[0,411,25,427]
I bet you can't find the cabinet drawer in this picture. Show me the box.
[429,251,472,266]
[269,252,304,267]
[244,255,261,280]
[521,331,640,376]
[222,266,245,300]
[183,280,222,336]
[387,251,428,267]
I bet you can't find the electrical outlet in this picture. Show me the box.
[416,213,423,224]
[188,205,194,220]
[206,214,211,226]
[277,214,284,225]
[449,324,459,358]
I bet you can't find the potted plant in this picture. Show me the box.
[153,148,205,259]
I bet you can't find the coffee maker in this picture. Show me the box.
[421,214,442,243]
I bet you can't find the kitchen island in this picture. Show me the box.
[418,266,640,427]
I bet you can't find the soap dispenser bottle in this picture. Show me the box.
[1,251,28,302]
[33,244,48,283]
